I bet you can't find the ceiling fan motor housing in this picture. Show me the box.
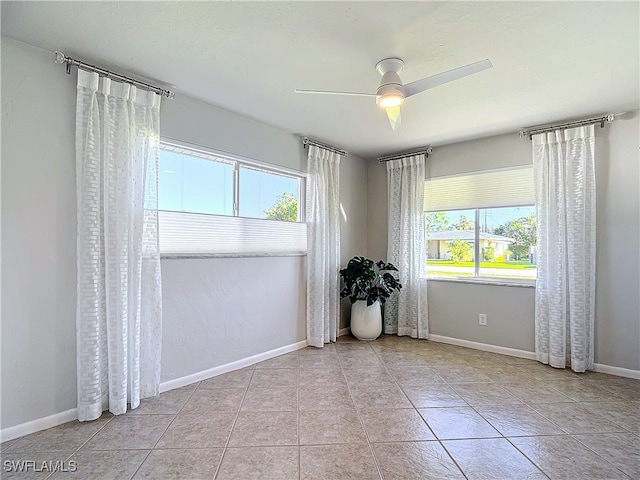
[375,57,406,106]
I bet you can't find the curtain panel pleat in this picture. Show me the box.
[75,70,162,421]
[385,155,429,338]
[533,125,596,372]
[306,145,341,348]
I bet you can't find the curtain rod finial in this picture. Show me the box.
[54,51,66,64]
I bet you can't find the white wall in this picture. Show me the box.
[0,37,369,431]
[367,118,640,370]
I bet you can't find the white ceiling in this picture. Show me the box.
[2,1,638,158]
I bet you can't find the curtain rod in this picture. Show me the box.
[55,51,175,99]
[378,146,433,163]
[302,137,348,157]
[519,114,617,139]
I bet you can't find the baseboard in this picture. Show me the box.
[159,339,308,393]
[0,339,308,443]
[593,363,640,380]
[429,334,537,360]
[339,327,351,337]
[429,334,640,379]
[1,408,78,443]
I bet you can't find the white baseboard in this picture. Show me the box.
[1,408,78,443]
[159,339,308,393]
[593,363,640,380]
[429,334,538,360]
[0,339,308,443]
[338,327,351,337]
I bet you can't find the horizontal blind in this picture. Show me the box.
[424,167,534,211]
[159,211,307,256]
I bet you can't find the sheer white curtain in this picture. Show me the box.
[533,125,596,372]
[385,154,428,338]
[76,70,163,421]
[306,145,341,348]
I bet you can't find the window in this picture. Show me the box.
[424,167,536,282]
[158,143,306,256]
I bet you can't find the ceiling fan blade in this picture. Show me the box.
[385,105,402,131]
[294,89,376,97]
[403,59,493,98]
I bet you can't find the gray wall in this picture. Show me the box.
[1,37,369,430]
[367,118,640,370]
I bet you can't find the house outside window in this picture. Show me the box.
[424,167,536,282]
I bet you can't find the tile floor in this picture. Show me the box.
[2,335,639,479]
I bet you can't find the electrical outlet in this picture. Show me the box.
[479,313,487,326]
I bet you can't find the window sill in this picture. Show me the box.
[427,276,535,288]
[161,252,307,259]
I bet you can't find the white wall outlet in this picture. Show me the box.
[479,313,487,326]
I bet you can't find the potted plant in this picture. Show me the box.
[340,256,402,341]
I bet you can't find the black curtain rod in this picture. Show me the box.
[302,137,348,157]
[378,146,433,163]
[519,114,617,139]
[55,51,175,99]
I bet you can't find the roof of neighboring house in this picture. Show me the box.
[427,230,515,243]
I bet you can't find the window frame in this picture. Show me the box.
[157,140,307,258]
[159,140,306,223]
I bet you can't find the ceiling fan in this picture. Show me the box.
[295,57,493,130]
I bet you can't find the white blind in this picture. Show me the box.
[424,166,534,211]
[159,211,307,256]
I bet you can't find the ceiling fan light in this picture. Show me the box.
[376,94,404,108]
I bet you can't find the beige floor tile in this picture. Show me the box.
[299,384,355,410]
[510,435,630,479]
[241,385,298,411]
[419,407,501,440]
[443,438,547,479]
[377,351,429,367]
[339,353,384,368]
[255,352,300,369]
[579,401,640,433]
[386,366,444,387]
[155,412,236,448]
[499,381,575,404]
[1,452,74,479]
[50,450,149,479]
[515,363,581,381]
[597,382,640,402]
[473,364,533,382]
[228,411,298,446]
[299,410,367,445]
[373,441,465,480]
[450,382,522,406]
[360,408,436,442]
[574,432,640,478]
[6,414,112,453]
[132,448,223,479]
[81,414,173,451]
[129,385,196,415]
[476,404,565,436]
[216,446,298,480]
[300,444,380,480]
[298,354,341,368]
[402,384,468,408]
[198,367,254,389]
[349,383,413,409]
[432,365,493,383]
[249,368,298,388]
[181,387,245,414]
[532,402,628,434]
[549,380,629,402]
[298,366,346,387]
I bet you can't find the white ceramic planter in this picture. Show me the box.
[350,300,382,341]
